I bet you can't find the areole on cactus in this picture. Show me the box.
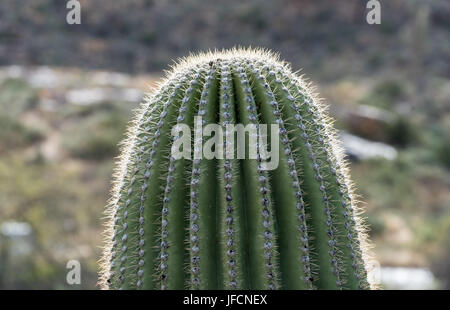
[99,48,373,290]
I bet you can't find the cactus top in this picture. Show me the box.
[100,48,373,290]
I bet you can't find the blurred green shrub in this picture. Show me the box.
[374,80,405,101]
[421,127,450,169]
[0,116,44,153]
[0,78,38,118]
[63,108,129,160]
[353,156,416,212]
[360,79,406,109]
[433,133,450,169]
[436,142,450,169]
[387,116,417,148]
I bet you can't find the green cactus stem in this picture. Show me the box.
[100,48,372,290]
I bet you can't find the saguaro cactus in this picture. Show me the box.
[100,48,372,290]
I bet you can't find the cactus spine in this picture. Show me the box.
[100,48,371,290]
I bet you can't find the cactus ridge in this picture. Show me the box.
[100,48,372,290]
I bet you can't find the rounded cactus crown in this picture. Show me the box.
[100,48,372,290]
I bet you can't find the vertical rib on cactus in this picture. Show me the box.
[218,62,249,289]
[233,64,279,289]
[189,67,220,289]
[248,65,313,289]
[100,48,372,290]
[161,69,205,289]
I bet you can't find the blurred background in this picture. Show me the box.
[0,0,449,289]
